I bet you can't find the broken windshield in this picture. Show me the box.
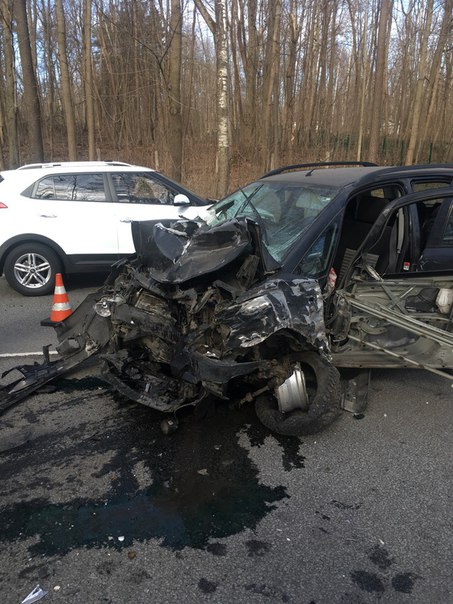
[205,181,340,262]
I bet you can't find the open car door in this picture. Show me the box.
[330,188,453,381]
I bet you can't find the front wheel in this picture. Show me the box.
[4,243,62,296]
[255,352,342,436]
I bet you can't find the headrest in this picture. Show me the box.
[356,196,389,223]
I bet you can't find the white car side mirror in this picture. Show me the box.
[174,194,190,206]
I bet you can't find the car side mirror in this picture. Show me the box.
[174,194,190,206]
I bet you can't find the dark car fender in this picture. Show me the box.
[216,276,329,354]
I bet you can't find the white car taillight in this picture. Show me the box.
[0,202,8,208]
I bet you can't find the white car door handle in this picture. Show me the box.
[39,214,58,218]
[120,218,133,223]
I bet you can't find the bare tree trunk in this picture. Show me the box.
[405,0,434,164]
[83,0,95,160]
[167,0,183,181]
[302,4,320,147]
[183,5,197,141]
[215,0,230,197]
[368,0,392,163]
[282,5,301,156]
[56,0,77,160]
[41,0,54,158]
[419,0,453,162]
[194,0,230,196]
[237,0,260,160]
[356,0,369,161]
[229,0,243,135]
[14,0,44,162]
[2,0,19,167]
[262,0,281,170]
[27,0,37,72]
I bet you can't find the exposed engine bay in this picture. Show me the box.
[1,218,342,436]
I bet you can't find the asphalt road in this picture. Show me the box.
[0,274,452,604]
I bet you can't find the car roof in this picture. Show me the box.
[1,160,154,176]
[260,167,383,188]
[260,164,453,189]
[0,161,156,189]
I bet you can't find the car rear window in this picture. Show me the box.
[412,180,453,192]
[32,174,106,201]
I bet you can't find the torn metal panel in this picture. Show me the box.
[332,277,453,379]
[340,369,371,413]
[132,219,254,284]
[217,277,329,353]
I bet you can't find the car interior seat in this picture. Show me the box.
[334,195,392,283]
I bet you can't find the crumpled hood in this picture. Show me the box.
[132,218,257,284]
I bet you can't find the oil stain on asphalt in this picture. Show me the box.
[0,377,303,555]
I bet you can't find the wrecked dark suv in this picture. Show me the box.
[2,162,453,436]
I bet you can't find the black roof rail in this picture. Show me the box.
[261,161,378,178]
[364,163,453,175]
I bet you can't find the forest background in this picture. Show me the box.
[0,0,452,198]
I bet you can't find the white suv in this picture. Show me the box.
[0,161,210,295]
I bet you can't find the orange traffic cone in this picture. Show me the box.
[49,273,73,322]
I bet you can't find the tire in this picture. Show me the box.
[255,352,342,436]
[4,243,62,296]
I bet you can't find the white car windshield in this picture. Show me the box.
[205,181,340,262]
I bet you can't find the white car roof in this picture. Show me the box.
[15,161,154,172]
[0,161,156,191]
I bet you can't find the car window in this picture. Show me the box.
[412,180,453,192]
[111,172,173,204]
[440,203,453,244]
[295,223,339,279]
[417,198,444,248]
[205,181,340,263]
[34,174,106,201]
[362,186,400,200]
[416,198,453,272]
[350,194,453,276]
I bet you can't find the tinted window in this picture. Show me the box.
[412,198,452,272]
[111,172,173,204]
[296,223,339,279]
[441,205,453,244]
[34,174,106,201]
[34,176,55,199]
[412,180,453,192]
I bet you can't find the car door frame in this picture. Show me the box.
[330,187,453,380]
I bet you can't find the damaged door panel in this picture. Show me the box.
[331,277,453,380]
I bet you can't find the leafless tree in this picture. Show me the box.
[14,0,43,162]
[0,0,452,192]
[56,0,77,160]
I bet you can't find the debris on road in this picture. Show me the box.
[21,585,48,604]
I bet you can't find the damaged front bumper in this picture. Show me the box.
[1,219,330,417]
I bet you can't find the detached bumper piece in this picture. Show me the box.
[0,357,66,413]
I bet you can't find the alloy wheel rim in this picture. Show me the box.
[13,252,51,289]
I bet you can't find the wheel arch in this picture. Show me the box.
[0,235,67,274]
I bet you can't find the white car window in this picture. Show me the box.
[111,172,173,205]
[34,174,106,201]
